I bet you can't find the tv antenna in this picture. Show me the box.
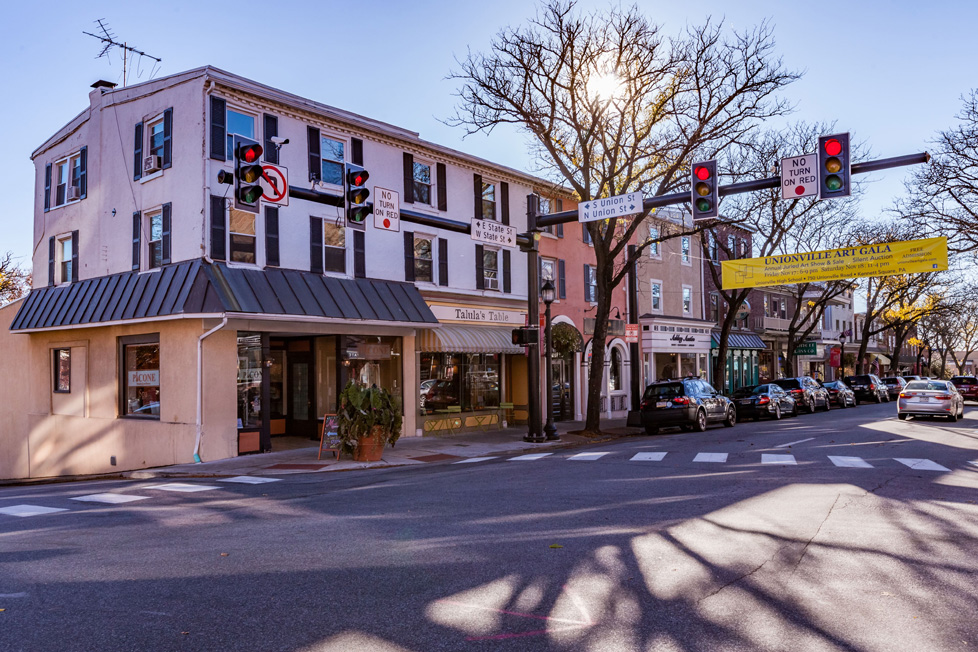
[83,19,161,87]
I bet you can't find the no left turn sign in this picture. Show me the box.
[260,164,289,206]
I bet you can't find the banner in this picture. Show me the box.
[721,237,948,289]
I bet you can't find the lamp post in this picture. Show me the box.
[839,333,847,380]
[541,280,560,441]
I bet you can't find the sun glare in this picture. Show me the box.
[590,72,623,102]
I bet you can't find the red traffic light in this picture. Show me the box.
[238,143,263,164]
[347,168,370,187]
[694,165,711,181]
[824,139,842,157]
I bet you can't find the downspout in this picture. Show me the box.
[194,315,227,463]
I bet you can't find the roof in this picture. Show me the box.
[711,332,767,350]
[9,260,437,332]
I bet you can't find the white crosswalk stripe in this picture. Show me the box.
[0,504,68,518]
[71,493,149,504]
[145,483,220,492]
[693,453,728,463]
[630,452,667,462]
[453,456,498,464]
[828,456,874,468]
[894,458,950,472]
[218,476,281,484]
[508,453,553,461]
[762,454,796,465]
[568,452,611,461]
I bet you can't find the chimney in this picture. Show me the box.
[90,80,117,92]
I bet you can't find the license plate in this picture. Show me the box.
[656,401,669,408]
[739,399,751,405]
[919,397,929,402]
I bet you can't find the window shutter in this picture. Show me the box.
[209,96,226,161]
[354,230,365,278]
[161,203,172,265]
[265,206,279,267]
[403,152,415,203]
[475,244,484,290]
[436,163,447,211]
[502,249,511,293]
[44,163,52,212]
[162,107,173,169]
[583,264,591,302]
[307,126,321,181]
[500,182,510,225]
[403,231,415,282]
[210,196,226,261]
[70,231,79,283]
[555,199,563,237]
[473,174,482,220]
[556,198,563,211]
[262,114,278,165]
[558,259,566,299]
[310,217,323,274]
[48,236,55,286]
[132,212,141,271]
[133,121,143,181]
[583,223,591,244]
[79,146,88,199]
[438,237,448,286]
[351,137,363,166]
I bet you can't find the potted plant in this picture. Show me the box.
[336,381,403,462]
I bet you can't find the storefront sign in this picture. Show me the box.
[127,370,160,386]
[625,324,639,343]
[584,319,625,336]
[795,341,818,356]
[429,304,525,325]
[641,322,712,352]
[346,343,392,360]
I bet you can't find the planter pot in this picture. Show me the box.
[353,426,387,462]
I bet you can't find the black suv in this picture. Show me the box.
[844,374,889,404]
[639,378,736,435]
[771,376,831,413]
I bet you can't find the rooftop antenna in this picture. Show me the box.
[83,19,161,87]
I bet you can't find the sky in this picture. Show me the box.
[2,0,974,269]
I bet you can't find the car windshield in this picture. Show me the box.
[881,378,901,385]
[772,379,800,390]
[823,381,842,389]
[951,377,977,384]
[846,375,871,385]
[732,385,765,397]
[644,383,683,399]
[905,381,949,391]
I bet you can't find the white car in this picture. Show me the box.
[897,380,965,422]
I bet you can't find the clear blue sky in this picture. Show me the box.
[2,0,972,267]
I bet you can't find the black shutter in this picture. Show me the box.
[162,107,173,169]
[79,147,88,199]
[133,121,143,180]
[558,259,566,299]
[70,230,79,283]
[308,126,321,181]
[556,199,563,237]
[583,223,591,244]
[501,182,510,225]
[438,237,448,286]
[161,203,171,265]
[265,206,279,267]
[475,244,484,290]
[403,152,415,203]
[584,264,591,302]
[310,217,323,273]
[436,162,447,211]
[502,249,511,293]
[473,174,482,220]
[44,163,52,212]
[404,231,415,282]
[47,236,55,286]
[209,96,226,161]
[351,137,363,166]
[132,212,141,271]
[263,114,278,164]
[210,196,226,261]
[354,230,365,278]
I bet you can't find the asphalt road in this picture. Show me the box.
[2,402,977,652]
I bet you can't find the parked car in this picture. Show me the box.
[639,378,736,435]
[902,375,922,383]
[821,380,856,407]
[731,384,798,420]
[898,379,965,421]
[844,374,889,404]
[771,376,831,413]
[880,376,908,400]
[949,376,978,403]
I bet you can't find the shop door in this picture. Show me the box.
[553,357,574,421]
[286,343,317,439]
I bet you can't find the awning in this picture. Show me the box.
[711,332,767,350]
[417,325,524,354]
[870,353,891,365]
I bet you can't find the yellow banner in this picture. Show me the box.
[721,237,948,289]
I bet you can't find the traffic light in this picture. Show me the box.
[233,135,264,213]
[511,327,539,346]
[346,164,371,229]
[818,133,851,199]
[690,159,718,220]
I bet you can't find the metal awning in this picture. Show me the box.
[871,353,891,365]
[417,324,524,354]
[711,332,767,350]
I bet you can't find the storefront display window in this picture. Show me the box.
[120,334,160,418]
[343,335,402,403]
[237,334,262,429]
[419,352,500,414]
[609,347,622,391]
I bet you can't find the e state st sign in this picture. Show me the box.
[781,154,817,199]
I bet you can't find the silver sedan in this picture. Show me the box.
[897,380,966,422]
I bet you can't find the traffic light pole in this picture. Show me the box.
[523,196,545,443]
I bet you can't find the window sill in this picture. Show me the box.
[51,198,82,210]
[139,170,163,184]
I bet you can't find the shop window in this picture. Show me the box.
[120,334,160,418]
[342,335,404,406]
[53,348,71,393]
[609,347,623,391]
[237,334,263,429]
[419,352,500,414]
[229,207,257,264]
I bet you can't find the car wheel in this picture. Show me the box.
[645,425,659,436]
[807,397,816,413]
[823,396,831,411]
[875,393,882,404]
[898,413,907,420]
[791,402,799,417]
[948,411,958,423]
[723,407,736,428]
[693,409,708,432]
[773,404,782,420]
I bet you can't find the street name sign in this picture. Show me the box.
[472,219,517,247]
[373,187,400,232]
[781,154,817,200]
[578,192,645,223]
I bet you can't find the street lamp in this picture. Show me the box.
[839,333,847,380]
[541,280,560,441]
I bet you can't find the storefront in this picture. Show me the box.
[710,332,766,394]
[640,316,713,385]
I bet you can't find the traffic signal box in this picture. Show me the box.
[234,135,264,213]
[817,133,851,199]
[511,327,539,346]
[690,159,718,220]
[346,164,371,230]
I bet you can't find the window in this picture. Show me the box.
[148,117,165,159]
[53,348,70,393]
[727,234,736,255]
[226,109,256,160]
[709,293,719,322]
[148,210,163,269]
[651,281,662,312]
[764,295,770,317]
[585,265,597,302]
[324,221,346,273]
[540,257,556,282]
[609,347,623,391]
[320,136,345,185]
[708,233,718,261]
[682,286,693,315]
[57,234,72,284]
[54,153,82,207]
[120,335,160,418]
[482,182,496,221]
[648,225,659,257]
[413,161,432,205]
[414,235,433,282]
[419,352,500,414]
[740,238,750,258]
[538,197,553,234]
[229,208,256,264]
[681,236,691,264]
[483,247,499,290]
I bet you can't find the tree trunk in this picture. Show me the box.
[713,309,740,393]
[584,276,612,434]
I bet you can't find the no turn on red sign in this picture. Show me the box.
[374,187,400,232]
[781,154,817,200]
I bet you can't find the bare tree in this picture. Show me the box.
[941,284,978,374]
[449,1,799,432]
[0,252,31,306]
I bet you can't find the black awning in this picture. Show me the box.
[10,260,437,331]
[711,332,767,350]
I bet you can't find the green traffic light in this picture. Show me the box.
[695,198,712,212]
[240,186,263,204]
[825,175,843,191]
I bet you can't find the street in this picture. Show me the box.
[2,402,978,652]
